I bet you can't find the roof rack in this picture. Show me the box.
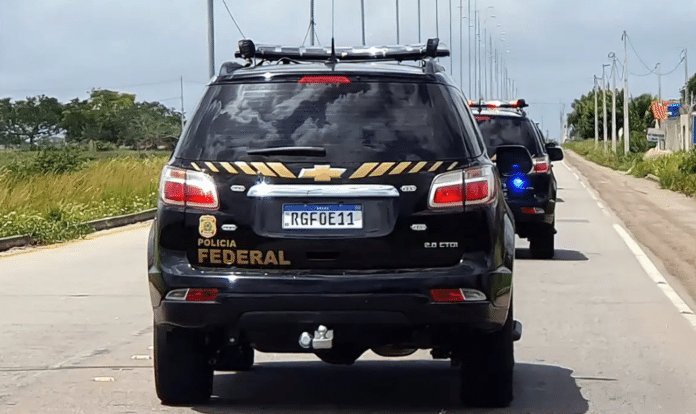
[235,38,449,63]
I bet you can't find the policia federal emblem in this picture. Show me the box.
[199,215,217,239]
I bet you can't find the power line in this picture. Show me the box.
[626,34,656,74]
[220,0,246,38]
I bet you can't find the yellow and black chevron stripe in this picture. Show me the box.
[190,161,460,179]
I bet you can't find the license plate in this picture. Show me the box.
[282,204,363,229]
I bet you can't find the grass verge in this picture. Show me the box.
[563,139,696,197]
[0,151,168,243]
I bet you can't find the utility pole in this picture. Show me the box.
[602,64,609,150]
[684,49,689,107]
[594,76,599,148]
[610,52,617,153]
[360,0,366,45]
[207,0,215,78]
[623,31,630,153]
[656,63,662,102]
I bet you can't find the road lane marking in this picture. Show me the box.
[602,209,610,217]
[597,202,605,209]
[580,181,587,188]
[613,224,696,330]
[562,161,572,171]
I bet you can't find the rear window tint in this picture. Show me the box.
[175,81,478,162]
[474,115,542,157]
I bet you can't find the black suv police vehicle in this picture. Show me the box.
[472,101,563,258]
[148,39,523,407]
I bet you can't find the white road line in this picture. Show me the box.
[562,161,572,171]
[597,202,605,209]
[580,181,587,189]
[613,224,696,330]
[602,209,610,217]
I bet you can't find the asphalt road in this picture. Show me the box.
[2,161,696,413]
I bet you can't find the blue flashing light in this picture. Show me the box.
[507,164,530,195]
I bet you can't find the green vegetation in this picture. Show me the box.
[564,139,696,197]
[0,89,181,149]
[566,91,656,141]
[0,148,168,244]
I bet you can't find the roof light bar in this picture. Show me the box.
[468,99,528,109]
[234,38,450,62]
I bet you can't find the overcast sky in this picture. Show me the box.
[2,0,695,142]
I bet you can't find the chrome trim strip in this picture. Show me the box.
[247,184,399,198]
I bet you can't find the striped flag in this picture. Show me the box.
[651,101,668,120]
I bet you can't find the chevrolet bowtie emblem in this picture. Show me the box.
[298,165,346,182]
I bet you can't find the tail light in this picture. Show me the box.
[160,166,219,210]
[428,165,497,210]
[532,156,550,174]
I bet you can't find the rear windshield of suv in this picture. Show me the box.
[175,81,480,162]
[474,115,542,157]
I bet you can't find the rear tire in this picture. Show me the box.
[459,308,514,407]
[214,343,254,371]
[529,226,554,259]
[154,324,214,405]
[315,346,365,365]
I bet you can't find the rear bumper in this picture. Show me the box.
[149,249,512,332]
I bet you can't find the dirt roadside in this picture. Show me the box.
[564,150,696,308]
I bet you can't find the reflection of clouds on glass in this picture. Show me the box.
[184,82,468,162]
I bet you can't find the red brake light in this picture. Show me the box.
[185,288,218,302]
[433,185,463,205]
[431,289,466,302]
[298,76,351,84]
[532,157,550,174]
[428,166,496,210]
[466,181,489,201]
[160,166,219,210]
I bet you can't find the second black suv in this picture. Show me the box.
[472,101,563,258]
[148,39,523,407]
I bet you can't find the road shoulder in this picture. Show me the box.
[564,149,696,311]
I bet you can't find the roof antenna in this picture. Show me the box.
[329,0,338,64]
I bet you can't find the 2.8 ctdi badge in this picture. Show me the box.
[199,215,217,238]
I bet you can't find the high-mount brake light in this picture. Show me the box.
[299,76,351,84]
[428,166,496,210]
[160,166,219,210]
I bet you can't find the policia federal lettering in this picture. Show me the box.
[198,249,291,266]
[197,238,291,267]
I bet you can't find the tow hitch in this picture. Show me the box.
[299,325,334,349]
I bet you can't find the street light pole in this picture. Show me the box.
[396,0,400,44]
[361,0,366,45]
[602,64,610,150]
[622,31,630,153]
[207,0,215,78]
[594,76,599,148]
[609,52,617,153]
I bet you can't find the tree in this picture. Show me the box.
[567,89,625,140]
[683,73,696,104]
[3,95,64,147]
